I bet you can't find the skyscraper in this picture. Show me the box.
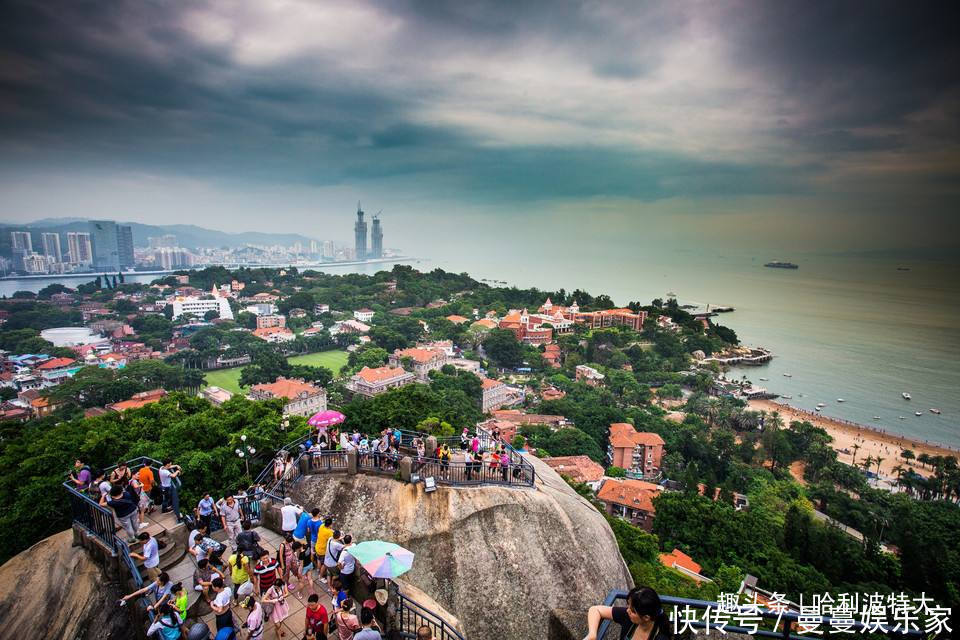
[10,231,32,253]
[89,220,120,271]
[67,232,93,266]
[354,203,368,260]
[41,233,62,262]
[117,225,134,269]
[371,214,383,259]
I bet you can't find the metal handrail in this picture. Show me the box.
[63,481,119,552]
[397,592,466,640]
[597,591,926,640]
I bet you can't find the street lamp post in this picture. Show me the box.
[236,434,256,478]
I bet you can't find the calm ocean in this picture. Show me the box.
[3,253,958,446]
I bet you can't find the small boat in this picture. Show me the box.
[781,394,793,399]
[816,403,826,407]
[899,416,906,420]
[815,406,822,412]
[930,408,941,415]
[873,416,881,420]
[902,392,911,400]
[837,398,845,402]
[783,373,792,377]
[759,377,768,381]
[915,411,923,416]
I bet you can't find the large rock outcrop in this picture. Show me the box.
[0,530,132,640]
[290,453,632,640]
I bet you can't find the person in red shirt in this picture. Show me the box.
[304,593,329,639]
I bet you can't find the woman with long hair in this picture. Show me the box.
[584,586,671,640]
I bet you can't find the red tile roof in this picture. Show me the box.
[355,366,409,384]
[107,389,167,412]
[659,548,702,576]
[543,455,605,484]
[471,318,498,329]
[481,377,505,390]
[394,347,444,364]
[609,423,665,448]
[446,315,469,324]
[596,478,659,512]
[36,357,76,370]
[251,377,322,399]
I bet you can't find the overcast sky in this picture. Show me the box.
[0,0,957,255]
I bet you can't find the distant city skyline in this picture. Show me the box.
[0,1,958,260]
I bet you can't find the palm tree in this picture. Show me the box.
[851,443,861,467]
[769,411,784,432]
[874,456,885,478]
[918,452,932,469]
[862,455,874,474]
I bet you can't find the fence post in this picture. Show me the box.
[347,449,358,475]
[400,456,412,482]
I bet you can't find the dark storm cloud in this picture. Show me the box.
[0,0,957,223]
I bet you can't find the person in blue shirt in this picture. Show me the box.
[292,510,312,545]
[304,509,324,556]
[196,492,218,532]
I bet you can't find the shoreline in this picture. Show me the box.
[748,399,958,480]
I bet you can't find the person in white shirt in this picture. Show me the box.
[209,577,234,631]
[280,497,302,534]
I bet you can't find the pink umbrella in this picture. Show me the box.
[308,410,346,427]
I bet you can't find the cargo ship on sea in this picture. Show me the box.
[764,260,799,269]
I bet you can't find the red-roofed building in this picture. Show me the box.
[480,377,510,412]
[249,377,327,417]
[30,395,61,418]
[491,409,569,427]
[498,309,553,345]
[252,326,295,343]
[540,386,566,402]
[659,549,711,583]
[538,299,647,332]
[596,478,661,530]
[542,343,563,368]
[470,318,498,330]
[107,389,168,412]
[36,357,78,384]
[347,366,415,397]
[446,314,469,325]
[608,423,665,479]
[543,455,605,490]
[388,347,448,381]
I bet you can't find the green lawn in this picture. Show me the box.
[203,349,349,395]
[287,350,349,372]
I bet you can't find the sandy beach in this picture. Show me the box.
[748,399,958,480]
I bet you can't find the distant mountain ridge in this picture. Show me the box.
[0,218,320,249]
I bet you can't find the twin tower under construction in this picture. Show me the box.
[354,202,383,260]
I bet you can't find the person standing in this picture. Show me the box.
[119,571,173,611]
[131,531,161,581]
[241,596,265,640]
[101,484,140,543]
[304,593,329,640]
[312,516,333,581]
[292,509,311,547]
[323,530,344,588]
[159,460,182,520]
[262,578,290,638]
[354,608,382,640]
[209,577,234,631]
[137,464,157,513]
[218,494,244,550]
[280,498,301,536]
[195,492,217,531]
[70,459,93,491]
[336,535,356,591]
[333,599,361,640]
[110,460,132,486]
[253,548,280,596]
[583,585,672,640]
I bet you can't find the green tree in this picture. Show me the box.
[483,329,524,369]
[607,466,626,478]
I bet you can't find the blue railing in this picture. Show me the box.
[597,591,926,640]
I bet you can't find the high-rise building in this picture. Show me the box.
[117,225,134,269]
[22,253,49,274]
[67,232,93,266]
[322,240,334,259]
[354,203,368,260]
[10,231,32,253]
[41,233,62,262]
[371,214,383,259]
[153,247,194,270]
[148,234,177,249]
[309,240,320,256]
[89,220,120,271]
